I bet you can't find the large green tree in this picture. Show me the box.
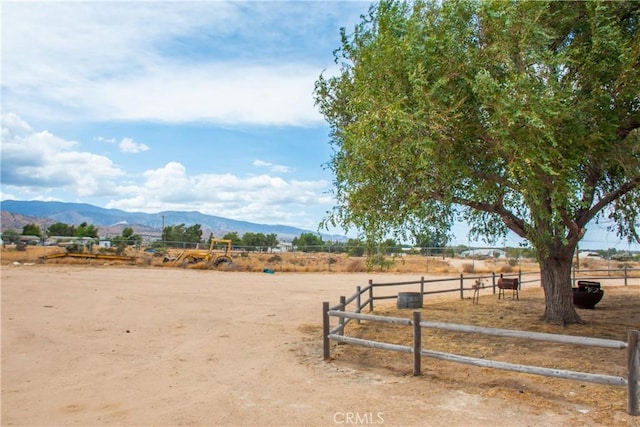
[22,223,42,237]
[242,232,279,251]
[315,0,640,324]
[163,224,203,247]
[74,222,99,238]
[47,222,76,237]
[292,233,325,252]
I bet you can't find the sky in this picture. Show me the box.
[1,1,373,230]
[1,1,637,251]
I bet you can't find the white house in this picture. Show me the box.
[459,248,507,259]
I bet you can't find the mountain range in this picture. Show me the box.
[0,200,346,242]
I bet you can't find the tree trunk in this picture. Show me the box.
[540,253,582,325]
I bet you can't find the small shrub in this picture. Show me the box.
[580,260,593,269]
[461,263,475,273]
[346,259,366,272]
[267,254,282,263]
[500,264,514,273]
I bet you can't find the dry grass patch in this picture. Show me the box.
[1,245,634,277]
[326,286,640,425]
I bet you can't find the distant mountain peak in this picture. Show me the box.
[0,200,346,242]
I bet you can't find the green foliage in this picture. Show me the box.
[292,233,324,252]
[111,227,142,246]
[242,232,279,250]
[381,238,402,254]
[413,230,448,255]
[367,253,395,272]
[163,224,203,247]
[74,222,99,238]
[47,222,75,236]
[346,238,365,256]
[1,229,20,244]
[315,0,640,253]
[22,223,42,237]
[222,232,243,246]
[315,0,639,323]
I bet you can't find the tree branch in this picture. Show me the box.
[577,177,640,228]
[450,196,528,239]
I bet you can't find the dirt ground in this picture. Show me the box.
[2,264,639,426]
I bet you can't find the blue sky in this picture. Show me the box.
[1,1,636,251]
[1,1,372,232]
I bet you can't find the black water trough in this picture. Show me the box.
[573,281,604,309]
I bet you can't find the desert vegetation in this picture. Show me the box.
[3,244,638,278]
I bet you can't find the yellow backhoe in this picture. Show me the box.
[167,238,233,268]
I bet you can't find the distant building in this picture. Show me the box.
[578,251,603,260]
[18,235,41,245]
[274,242,293,252]
[459,248,507,259]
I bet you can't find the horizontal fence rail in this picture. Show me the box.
[323,271,640,415]
[363,268,635,310]
[323,307,639,415]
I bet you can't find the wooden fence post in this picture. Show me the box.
[628,329,639,415]
[369,279,374,312]
[492,272,496,295]
[413,311,422,376]
[356,286,362,325]
[323,302,330,360]
[420,276,425,298]
[625,265,629,286]
[518,270,522,289]
[459,274,464,300]
[339,296,346,336]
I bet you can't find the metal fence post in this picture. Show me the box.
[628,329,639,415]
[323,302,330,360]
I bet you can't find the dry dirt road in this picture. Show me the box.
[1,264,633,426]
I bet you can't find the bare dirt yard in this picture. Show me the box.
[2,263,639,426]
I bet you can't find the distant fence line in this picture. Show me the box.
[17,235,640,257]
[364,267,637,307]
[322,269,640,416]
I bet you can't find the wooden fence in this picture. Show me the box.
[364,267,636,309]
[322,269,640,416]
[322,306,639,415]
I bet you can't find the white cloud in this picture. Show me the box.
[106,162,333,227]
[0,113,335,229]
[119,137,150,154]
[253,159,294,173]
[1,1,361,126]
[96,136,116,144]
[82,62,323,126]
[1,113,124,197]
